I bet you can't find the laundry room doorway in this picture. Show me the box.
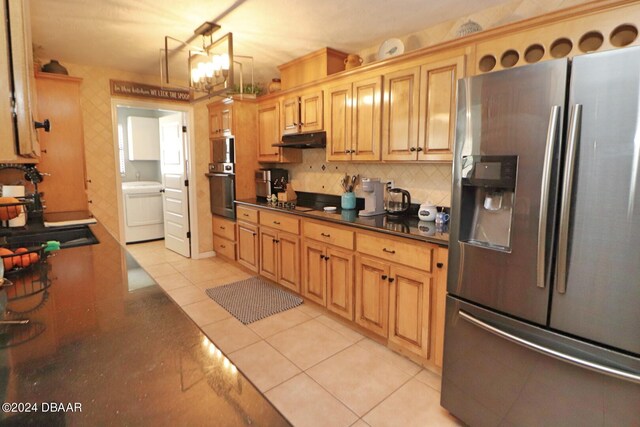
[111,99,198,259]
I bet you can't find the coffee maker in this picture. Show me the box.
[359,178,385,216]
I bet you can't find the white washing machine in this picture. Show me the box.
[122,181,164,243]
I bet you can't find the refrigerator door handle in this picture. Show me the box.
[537,105,561,288]
[555,104,582,294]
[459,310,640,384]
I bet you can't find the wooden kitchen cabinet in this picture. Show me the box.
[302,220,355,320]
[388,264,433,359]
[381,66,421,161]
[355,231,437,359]
[326,76,382,162]
[237,221,259,272]
[212,216,236,261]
[35,72,88,212]
[355,255,389,336]
[302,238,354,320]
[381,55,463,162]
[257,101,281,162]
[206,99,258,200]
[283,91,323,135]
[208,102,232,137]
[0,0,40,162]
[259,226,300,292]
[257,100,302,163]
[417,55,464,162]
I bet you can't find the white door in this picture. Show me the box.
[159,113,191,257]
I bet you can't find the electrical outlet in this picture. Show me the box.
[386,180,395,189]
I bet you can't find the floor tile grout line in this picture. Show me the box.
[251,339,304,394]
[357,372,416,422]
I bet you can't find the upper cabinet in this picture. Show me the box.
[1,0,41,163]
[208,102,232,137]
[281,90,323,135]
[381,54,464,162]
[416,55,464,162]
[257,100,302,164]
[326,76,382,162]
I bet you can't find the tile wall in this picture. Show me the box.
[283,150,452,206]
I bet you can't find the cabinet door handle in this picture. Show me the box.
[243,213,249,217]
[272,239,277,243]
[416,147,423,152]
[382,248,396,254]
[220,226,225,230]
[34,119,50,132]
[220,244,226,249]
[325,256,330,260]
[300,122,304,126]
[320,233,331,238]
[293,122,298,126]
[388,277,395,283]
[437,262,444,268]
[320,255,326,260]
[410,147,416,152]
[252,232,256,236]
[273,221,280,225]
[381,275,388,280]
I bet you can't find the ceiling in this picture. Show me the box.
[31,0,510,87]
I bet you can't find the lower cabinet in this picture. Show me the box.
[259,227,300,292]
[212,216,236,261]
[302,240,354,320]
[355,255,390,337]
[237,221,259,272]
[233,207,448,367]
[388,264,433,359]
[355,253,434,359]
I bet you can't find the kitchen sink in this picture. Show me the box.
[2,225,99,249]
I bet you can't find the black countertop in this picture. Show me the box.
[0,221,289,426]
[235,199,450,246]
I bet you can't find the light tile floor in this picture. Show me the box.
[127,240,463,427]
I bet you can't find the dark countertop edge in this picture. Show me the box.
[234,199,449,247]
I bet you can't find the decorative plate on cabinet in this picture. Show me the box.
[377,38,405,60]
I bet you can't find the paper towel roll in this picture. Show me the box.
[2,185,27,227]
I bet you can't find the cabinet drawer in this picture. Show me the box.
[259,210,300,234]
[357,233,433,272]
[212,216,236,241]
[237,206,259,223]
[303,221,354,250]
[213,235,236,260]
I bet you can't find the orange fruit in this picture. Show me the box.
[0,247,14,270]
[29,252,40,264]
[13,248,31,268]
[0,197,22,221]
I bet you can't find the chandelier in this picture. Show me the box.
[188,22,233,95]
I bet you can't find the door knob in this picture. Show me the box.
[388,277,395,283]
[381,275,388,280]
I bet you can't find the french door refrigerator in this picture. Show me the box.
[442,45,640,426]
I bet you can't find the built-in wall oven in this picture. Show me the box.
[207,136,236,219]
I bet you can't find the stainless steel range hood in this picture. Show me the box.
[272,132,326,149]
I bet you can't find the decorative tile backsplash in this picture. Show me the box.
[282,150,453,207]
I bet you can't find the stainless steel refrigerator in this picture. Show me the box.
[442,46,640,426]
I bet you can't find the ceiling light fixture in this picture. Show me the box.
[163,21,257,101]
